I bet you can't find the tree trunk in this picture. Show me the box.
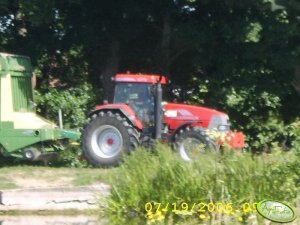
[101,40,120,102]
[293,64,300,96]
[159,13,171,76]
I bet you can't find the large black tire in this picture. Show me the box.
[82,111,139,167]
[175,127,218,161]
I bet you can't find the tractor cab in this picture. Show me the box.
[113,74,168,131]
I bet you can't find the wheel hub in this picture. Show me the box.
[179,137,205,161]
[91,125,123,158]
[107,138,114,145]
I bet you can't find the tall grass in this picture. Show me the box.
[106,144,300,224]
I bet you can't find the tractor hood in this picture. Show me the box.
[163,103,230,131]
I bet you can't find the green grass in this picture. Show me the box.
[106,144,300,224]
[71,168,116,186]
[0,176,18,189]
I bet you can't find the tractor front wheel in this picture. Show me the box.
[175,127,218,161]
[82,111,139,167]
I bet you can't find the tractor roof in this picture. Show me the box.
[114,74,168,84]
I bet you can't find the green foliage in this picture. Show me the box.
[50,145,90,168]
[107,144,300,223]
[245,22,263,43]
[287,119,300,149]
[223,86,298,150]
[35,82,95,128]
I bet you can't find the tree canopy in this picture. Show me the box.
[0,0,299,150]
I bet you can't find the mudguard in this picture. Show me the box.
[90,103,143,130]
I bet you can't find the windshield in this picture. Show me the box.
[114,83,155,128]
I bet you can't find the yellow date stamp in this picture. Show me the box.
[144,201,258,215]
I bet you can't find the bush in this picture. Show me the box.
[48,145,91,168]
[35,82,96,128]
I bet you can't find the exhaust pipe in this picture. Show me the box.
[155,82,162,139]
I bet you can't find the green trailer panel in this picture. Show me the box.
[11,76,34,112]
[0,122,80,154]
[0,53,81,160]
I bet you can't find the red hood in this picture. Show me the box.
[163,103,228,130]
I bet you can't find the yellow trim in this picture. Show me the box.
[13,112,57,129]
[1,73,14,122]
[1,73,57,129]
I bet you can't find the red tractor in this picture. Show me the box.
[82,74,245,167]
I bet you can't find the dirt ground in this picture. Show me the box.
[0,166,113,190]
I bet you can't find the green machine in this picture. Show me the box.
[0,52,80,160]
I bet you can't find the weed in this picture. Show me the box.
[107,144,300,224]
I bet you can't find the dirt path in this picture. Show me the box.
[0,166,113,190]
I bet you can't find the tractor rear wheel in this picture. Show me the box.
[175,127,218,161]
[82,111,139,167]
